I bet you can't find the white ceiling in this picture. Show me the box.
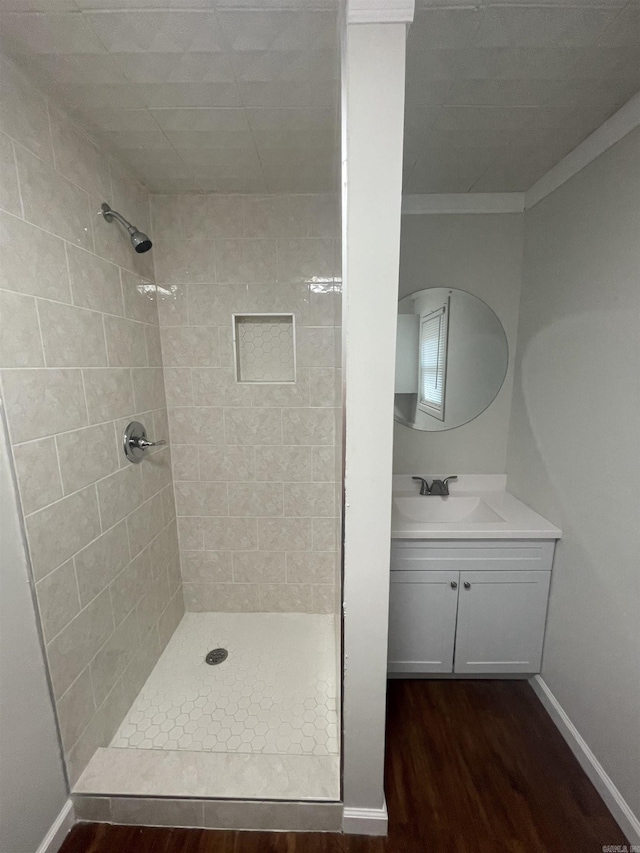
[0,0,637,195]
[0,1,341,193]
[404,1,640,192]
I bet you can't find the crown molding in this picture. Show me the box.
[402,193,524,214]
[347,0,415,24]
[525,92,640,210]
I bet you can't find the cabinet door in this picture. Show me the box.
[454,571,551,674]
[388,570,459,674]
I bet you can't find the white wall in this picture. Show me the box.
[394,213,523,475]
[507,127,640,821]
[341,18,407,831]
[0,406,69,853]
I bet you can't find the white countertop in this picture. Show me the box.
[391,475,562,540]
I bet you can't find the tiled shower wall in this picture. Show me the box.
[0,57,183,784]
[151,193,341,614]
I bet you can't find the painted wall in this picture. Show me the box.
[507,127,640,819]
[394,213,523,475]
[0,56,183,785]
[0,409,69,853]
[151,193,341,614]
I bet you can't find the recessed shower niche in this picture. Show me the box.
[233,314,296,384]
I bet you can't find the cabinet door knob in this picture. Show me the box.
[463,581,471,589]
[450,581,457,589]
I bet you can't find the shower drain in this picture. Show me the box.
[205,648,228,666]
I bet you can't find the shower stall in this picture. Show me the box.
[0,5,343,826]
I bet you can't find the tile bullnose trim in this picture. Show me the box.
[342,801,388,836]
[348,0,415,24]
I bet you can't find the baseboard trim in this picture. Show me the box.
[342,800,388,835]
[530,675,640,845]
[36,799,75,853]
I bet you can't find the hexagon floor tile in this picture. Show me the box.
[111,612,338,757]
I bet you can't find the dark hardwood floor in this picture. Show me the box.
[60,680,627,853]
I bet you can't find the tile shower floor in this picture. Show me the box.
[112,612,339,756]
[75,612,340,801]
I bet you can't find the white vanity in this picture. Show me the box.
[388,476,562,677]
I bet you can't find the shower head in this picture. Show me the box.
[101,202,152,253]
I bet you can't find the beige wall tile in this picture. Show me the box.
[141,446,172,499]
[46,587,114,698]
[96,465,144,530]
[121,271,158,325]
[0,58,52,162]
[111,797,204,828]
[110,548,151,627]
[26,485,101,580]
[1,367,87,443]
[183,582,259,612]
[0,210,71,302]
[56,667,96,755]
[187,283,238,325]
[132,366,166,412]
[153,237,214,285]
[244,195,307,238]
[39,301,107,367]
[312,517,338,552]
[250,371,309,408]
[15,144,93,250]
[203,800,299,830]
[161,326,219,368]
[145,324,163,368]
[120,627,160,707]
[36,559,81,641]
[232,551,285,583]
[157,283,188,326]
[67,244,124,317]
[164,368,194,407]
[286,551,335,584]
[192,367,251,406]
[127,492,164,558]
[308,367,337,407]
[298,326,335,368]
[181,194,243,239]
[160,482,177,526]
[259,583,313,612]
[307,194,339,238]
[50,107,111,200]
[104,315,148,367]
[227,482,283,517]
[199,444,255,482]
[284,482,336,517]
[181,551,232,583]
[90,609,140,706]
[172,443,199,481]
[56,422,119,495]
[177,516,203,551]
[169,406,224,445]
[83,368,135,424]
[73,797,112,824]
[174,481,228,517]
[66,680,129,786]
[74,520,131,607]
[257,517,312,551]
[214,238,277,284]
[150,194,181,237]
[0,290,44,367]
[282,408,334,445]
[202,516,257,551]
[0,131,21,216]
[254,445,312,482]
[137,569,170,637]
[224,407,282,445]
[277,238,333,284]
[312,445,337,482]
[157,589,184,649]
[149,520,179,577]
[312,584,336,614]
[12,436,63,515]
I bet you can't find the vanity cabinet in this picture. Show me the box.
[388,540,555,676]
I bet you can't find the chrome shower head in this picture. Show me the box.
[101,202,152,254]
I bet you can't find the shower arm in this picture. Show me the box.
[101,202,136,235]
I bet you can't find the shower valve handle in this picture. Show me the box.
[123,421,166,463]
[137,438,167,449]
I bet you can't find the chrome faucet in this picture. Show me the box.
[412,476,458,496]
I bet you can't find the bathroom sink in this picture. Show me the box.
[393,495,505,524]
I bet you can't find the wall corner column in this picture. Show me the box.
[340,0,413,836]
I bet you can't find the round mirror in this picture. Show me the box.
[395,288,508,432]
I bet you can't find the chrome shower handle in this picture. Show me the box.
[123,421,166,463]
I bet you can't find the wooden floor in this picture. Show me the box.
[60,680,627,853]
